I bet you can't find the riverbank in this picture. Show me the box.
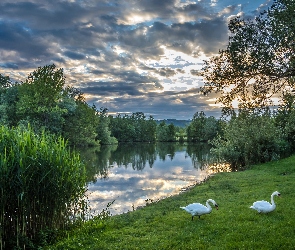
[46,155,295,249]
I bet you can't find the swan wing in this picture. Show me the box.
[252,200,271,208]
[251,200,274,213]
[182,203,210,215]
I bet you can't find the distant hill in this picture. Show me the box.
[155,119,191,128]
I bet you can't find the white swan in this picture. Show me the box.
[250,191,281,213]
[180,199,219,220]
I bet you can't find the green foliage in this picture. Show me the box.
[201,0,295,111]
[0,84,19,127]
[275,92,295,152]
[156,121,176,142]
[45,155,295,249]
[0,74,12,89]
[16,65,67,134]
[0,125,87,249]
[210,109,286,169]
[187,111,222,142]
[62,101,99,146]
[175,126,186,142]
[96,108,118,145]
[110,112,157,142]
[0,65,101,146]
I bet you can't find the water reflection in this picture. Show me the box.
[111,143,157,170]
[206,163,232,174]
[78,142,218,216]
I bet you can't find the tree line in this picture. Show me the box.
[3,63,295,171]
[0,65,222,145]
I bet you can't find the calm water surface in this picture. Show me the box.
[79,142,214,216]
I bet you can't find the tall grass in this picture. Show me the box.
[0,125,87,249]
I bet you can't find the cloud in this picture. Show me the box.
[0,0,270,119]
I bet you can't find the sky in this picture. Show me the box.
[0,0,272,120]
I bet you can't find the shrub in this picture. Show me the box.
[210,110,286,169]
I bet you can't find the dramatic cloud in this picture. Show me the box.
[0,0,272,119]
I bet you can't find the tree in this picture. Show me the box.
[167,123,176,142]
[145,115,157,142]
[110,114,136,142]
[187,111,206,142]
[0,66,103,146]
[16,65,68,133]
[156,121,168,141]
[156,121,177,142]
[96,107,118,145]
[187,111,221,142]
[201,0,295,112]
[62,101,99,146]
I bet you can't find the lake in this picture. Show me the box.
[79,142,225,216]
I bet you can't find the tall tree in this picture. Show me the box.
[62,100,99,146]
[167,123,176,142]
[156,121,168,142]
[187,111,207,142]
[96,107,118,145]
[16,65,67,133]
[201,0,295,112]
[187,111,221,142]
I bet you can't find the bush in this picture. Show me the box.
[210,110,286,169]
[0,125,87,249]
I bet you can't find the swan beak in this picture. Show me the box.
[278,193,281,197]
[215,204,219,210]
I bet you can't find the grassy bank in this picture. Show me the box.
[46,155,295,249]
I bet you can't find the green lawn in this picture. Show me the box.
[46,155,295,249]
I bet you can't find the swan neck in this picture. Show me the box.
[206,200,213,210]
[270,194,275,206]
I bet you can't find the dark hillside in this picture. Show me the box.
[155,119,191,128]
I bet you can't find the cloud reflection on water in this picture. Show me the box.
[86,149,209,216]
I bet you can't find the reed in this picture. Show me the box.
[0,125,87,249]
